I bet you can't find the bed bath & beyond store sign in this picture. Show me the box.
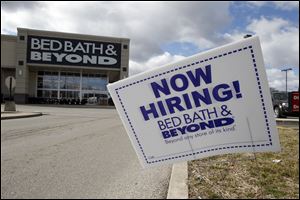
[27,35,121,68]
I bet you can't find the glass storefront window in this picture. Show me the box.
[37,71,108,101]
[37,90,42,97]
[37,77,43,88]
[37,71,58,89]
[82,73,107,91]
[60,72,80,90]
[82,74,88,90]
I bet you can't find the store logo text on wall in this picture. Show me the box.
[27,35,121,68]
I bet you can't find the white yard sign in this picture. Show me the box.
[108,36,281,168]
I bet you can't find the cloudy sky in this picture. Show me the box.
[1,1,299,91]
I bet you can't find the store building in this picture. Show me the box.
[1,28,130,105]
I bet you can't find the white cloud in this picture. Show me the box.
[246,17,299,69]
[224,16,299,91]
[246,1,267,7]
[247,1,299,10]
[129,52,185,76]
[1,1,231,62]
[267,68,299,91]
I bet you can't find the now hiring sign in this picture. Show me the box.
[108,36,280,168]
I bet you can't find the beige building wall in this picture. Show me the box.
[1,35,17,100]
[1,35,17,68]
[15,29,29,102]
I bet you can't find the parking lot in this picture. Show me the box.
[1,105,172,199]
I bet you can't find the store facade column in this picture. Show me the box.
[80,69,83,101]
[15,28,29,103]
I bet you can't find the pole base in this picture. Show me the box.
[4,101,16,112]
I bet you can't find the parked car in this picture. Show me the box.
[271,91,299,118]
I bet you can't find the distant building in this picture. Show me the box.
[1,28,130,105]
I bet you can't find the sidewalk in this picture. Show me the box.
[1,103,115,120]
[1,111,42,120]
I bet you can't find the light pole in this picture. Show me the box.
[281,68,292,96]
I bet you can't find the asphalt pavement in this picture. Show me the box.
[1,105,172,199]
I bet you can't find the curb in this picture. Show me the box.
[167,162,188,199]
[1,112,43,120]
[276,118,299,126]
